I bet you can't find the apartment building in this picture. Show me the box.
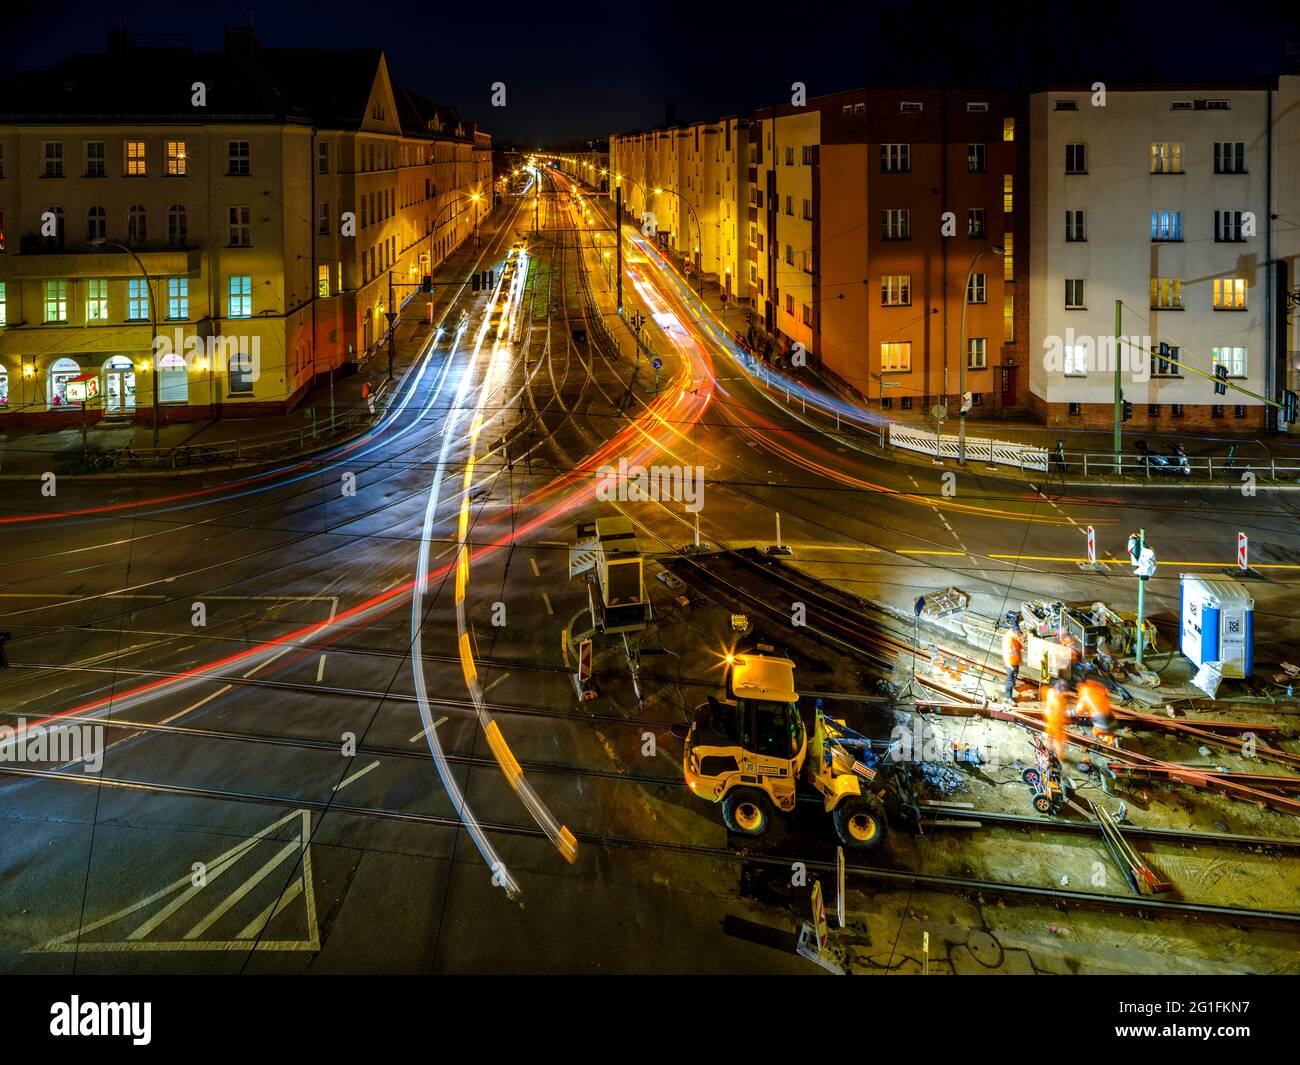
[1029,82,1284,430]
[0,27,490,427]
[610,87,1030,415]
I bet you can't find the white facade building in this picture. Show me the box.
[1030,84,1280,431]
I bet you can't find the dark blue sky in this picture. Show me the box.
[6,1,1298,145]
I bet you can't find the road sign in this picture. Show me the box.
[651,358,662,371]
[1086,525,1096,564]
[578,638,592,683]
[836,847,846,929]
[811,881,828,951]
[931,404,948,422]
[960,391,973,414]
[1238,532,1249,571]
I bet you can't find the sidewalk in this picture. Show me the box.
[0,209,513,479]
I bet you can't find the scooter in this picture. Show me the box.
[1135,439,1191,476]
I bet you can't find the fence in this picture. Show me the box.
[888,422,1050,471]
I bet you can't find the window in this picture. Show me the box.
[228,275,252,318]
[784,146,794,166]
[880,396,892,409]
[42,141,64,177]
[1211,345,1247,378]
[1151,342,1179,376]
[43,206,65,249]
[228,205,252,247]
[1063,344,1087,376]
[45,281,69,322]
[784,243,794,266]
[86,205,106,243]
[1151,210,1182,241]
[967,101,987,112]
[1003,295,1014,342]
[1235,404,1247,419]
[967,273,986,304]
[164,204,187,248]
[880,143,910,172]
[1003,174,1014,212]
[881,274,911,306]
[127,278,149,321]
[880,341,911,371]
[881,209,910,240]
[785,195,793,216]
[1003,231,1014,280]
[317,265,330,298]
[900,396,912,410]
[1065,143,1086,173]
[318,201,330,235]
[1068,402,1081,416]
[167,277,188,320]
[86,278,108,321]
[125,140,146,176]
[801,198,812,220]
[967,337,987,369]
[318,141,330,174]
[1150,142,1183,174]
[785,293,794,315]
[228,352,255,394]
[1171,404,1184,419]
[1148,404,1160,417]
[85,141,105,177]
[165,140,187,176]
[1214,141,1246,174]
[1150,277,1182,309]
[127,204,147,246]
[801,145,816,165]
[227,141,250,176]
[1065,278,1085,309]
[1214,278,1246,309]
[1065,210,1086,241]
[801,304,812,326]
[967,143,985,173]
[967,208,986,238]
[900,101,923,113]
[1003,118,1015,141]
[1215,210,1246,242]
[1212,405,1224,419]
[158,353,188,403]
[1055,100,1079,112]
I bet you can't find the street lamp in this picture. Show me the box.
[957,243,1005,465]
[89,237,159,449]
[651,186,705,306]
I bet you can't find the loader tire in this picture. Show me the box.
[722,788,772,838]
[833,794,887,851]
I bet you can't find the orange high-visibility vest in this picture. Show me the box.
[1076,680,1112,726]
[1001,629,1024,667]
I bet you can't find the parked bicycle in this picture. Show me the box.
[88,447,140,472]
[172,444,220,469]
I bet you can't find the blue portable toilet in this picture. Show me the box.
[1179,575,1254,679]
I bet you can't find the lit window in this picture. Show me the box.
[86,279,109,321]
[1003,295,1014,342]
[1063,344,1088,376]
[127,278,149,321]
[125,140,146,176]
[1211,346,1247,378]
[881,274,911,306]
[44,280,69,322]
[1150,277,1182,309]
[1002,117,1015,141]
[228,275,252,318]
[1003,232,1014,281]
[1213,278,1246,309]
[318,265,330,297]
[1003,175,1013,213]
[880,341,911,372]
[166,140,187,176]
[167,278,188,320]
[1150,142,1183,174]
[1151,210,1182,241]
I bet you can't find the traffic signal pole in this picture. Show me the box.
[1113,299,1123,475]
[615,185,623,314]
[1135,527,1147,667]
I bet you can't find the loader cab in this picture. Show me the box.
[684,654,806,813]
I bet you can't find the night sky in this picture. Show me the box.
[5,1,1298,145]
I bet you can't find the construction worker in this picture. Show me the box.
[1076,678,1117,744]
[1001,623,1024,703]
[1043,679,1069,757]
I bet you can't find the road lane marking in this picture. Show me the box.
[897,549,967,556]
[316,655,327,683]
[242,645,292,678]
[529,557,540,578]
[409,717,448,743]
[483,672,510,695]
[161,684,233,725]
[541,591,554,616]
[333,760,380,792]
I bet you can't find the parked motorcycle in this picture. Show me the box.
[1135,439,1191,476]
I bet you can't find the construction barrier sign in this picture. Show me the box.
[811,881,828,952]
[1086,525,1095,564]
[836,847,846,929]
[1238,531,1249,571]
[578,639,592,684]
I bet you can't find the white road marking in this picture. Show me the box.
[316,655,327,682]
[482,673,510,695]
[541,591,554,616]
[160,684,234,725]
[242,645,292,678]
[409,717,448,743]
[529,557,540,578]
[333,760,380,792]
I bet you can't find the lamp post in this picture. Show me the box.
[652,185,705,306]
[957,243,1004,465]
[90,237,159,449]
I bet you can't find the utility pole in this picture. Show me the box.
[386,271,396,381]
[1113,299,1123,475]
[1128,528,1155,668]
[615,185,623,314]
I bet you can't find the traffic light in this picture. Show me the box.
[1214,364,1228,396]
[1284,390,1298,425]
[1122,399,1133,422]
[421,275,433,294]
[471,273,481,292]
